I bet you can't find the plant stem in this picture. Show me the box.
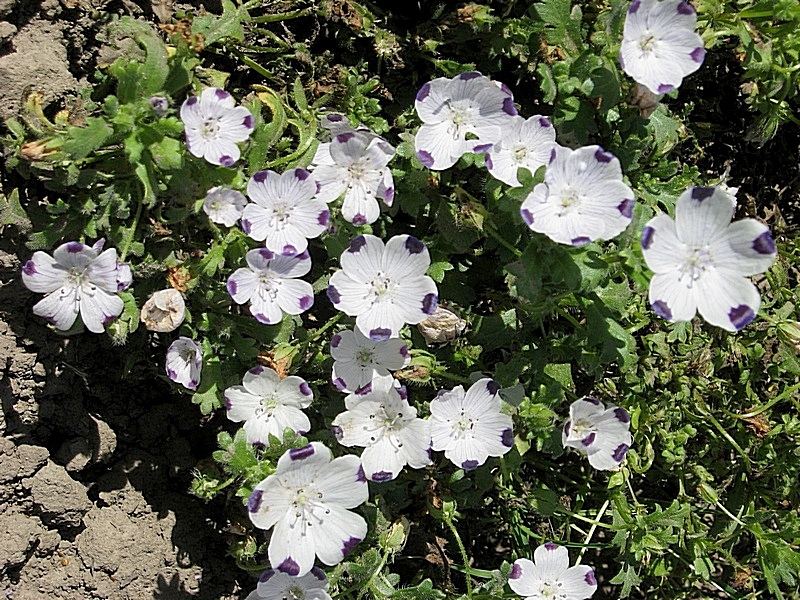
[576,499,610,565]
[442,510,473,598]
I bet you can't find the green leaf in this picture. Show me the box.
[62,117,113,160]
[0,189,31,232]
[610,564,642,598]
[192,0,249,46]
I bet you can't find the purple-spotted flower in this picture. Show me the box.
[203,186,247,227]
[619,0,705,95]
[484,115,557,187]
[227,248,314,325]
[331,380,432,482]
[310,130,395,225]
[330,327,410,393]
[180,87,254,166]
[241,168,329,256]
[248,442,368,577]
[509,543,597,600]
[430,378,514,471]
[641,186,777,331]
[414,71,517,171]
[327,234,438,342]
[520,145,635,246]
[225,366,314,446]
[562,397,632,471]
[165,337,203,390]
[21,240,131,333]
[245,567,332,600]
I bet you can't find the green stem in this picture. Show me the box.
[485,222,523,257]
[442,511,473,598]
[120,196,143,262]
[249,9,312,22]
[576,499,610,565]
[358,546,391,599]
[731,382,800,419]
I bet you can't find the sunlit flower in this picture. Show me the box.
[520,145,635,246]
[641,186,777,331]
[166,336,202,390]
[310,131,395,225]
[241,169,329,256]
[245,567,332,600]
[140,288,186,333]
[180,87,254,166]
[203,186,247,227]
[331,380,431,482]
[227,248,314,325]
[330,328,410,393]
[509,542,597,600]
[248,442,368,577]
[484,115,557,187]
[619,0,705,94]
[562,397,631,471]
[430,378,513,470]
[225,365,313,446]
[414,71,517,170]
[327,234,438,342]
[21,240,131,333]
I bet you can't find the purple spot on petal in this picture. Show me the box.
[539,117,552,128]
[584,397,602,405]
[422,293,438,315]
[282,245,297,256]
[396,385,408,401]
[618,198,634,218]
[641,225,655,250]
[258,248,275,261]
[521,208,534,226]
[342,536,361,556]
[416,82,431,103]
[405,236,425,254]
[219,155,234,167]
[753,231,776,255]
[691,186,715,201]
[253,171,269,183]
[458,71,482,81]
[289,444,315,460]
[510,563,522,579]
[585,570,597,586]
[629,0,640,12]
[297,250,310,261]
[486,380,501,395]
[300,382,312,396]
[352,213,367,226]
[248,489,263,513]
[327,114,344,122]
[384,187,395,202]
[102,313,116,326]
[241,219,251,234]
[399,344,410,358]
[612,443,630,462]
[417,150,435,168]
[677,1,695,15]
[243,114,254,129]
[485,154,494,170]
[594,148,613,163]
[66,242,84,253]
[582,432,596,447]
[318,209,330,226]
[371,471,393,482]
[348,235,367,253]
[332,377,347,391]
[564,420,571,436]
[310,566,326,582]
[462,460,479,471]
[614,407,630,423]
[167,368,178,381]
[502,97,517,116]
[356,464,367,482]
[356,381,372,395]
[336,132,356,143]
[214,89,230,100]
[544,542,559,551]
[653,300,672,320]
[657,84,674,94]
[277,557,300,576]
[331,334,342,348]
[501,428,514,447]
[294,168,310,181]
[224,395,232,411]
[730,304,756,330]
[332,424,344,440]
[259,570,275,583]
[499,82,513,95]
[370,328,391,342]
[571,236,591,246]
[690,46,706,63]
[473,143,493,154]
[549,147,557,163]
[22,260,37,276]
[185,96,198,106]
[327,286,341,304]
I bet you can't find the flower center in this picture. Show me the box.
[365,403,406,450]
[639,33,656,53]
[450,408,476,440]
[678,245,713,287]
[270,202,294,228]
[178,347,197,363]
[289,485,329,531]
[200,117,221,140]
[258,274,279,299]
[446,100,472,140]
[514,146,528,163]
[568,418,595,442]
[536,580,566,599]
[368,271,393,303]
[255,394,279,418]
[557,187,582,216]
[63,267,95,302]
[357,348,375,365]
[283,585,306,600]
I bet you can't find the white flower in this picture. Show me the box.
[248,442,368,577]
[520,145,635,246]
[331,380,432,482]
[414,71,517,171]
[245,567,332,600]
[227,248,314,325]
[327,234,438,342]
[619,0,705,94]
[509,543,597,600]
[180,87,254,166]
[310,130,395,225]
[484,115,557,187]
[641,186,777,331]
[241,168,330,256]
[203,186,247,227]
[21,240,130,333]
[330,328,410,393]
[225,365,314,446]
[140,288,186,333]
[430,378,513,470]
[166,337,202,390]
[562,397,632,471]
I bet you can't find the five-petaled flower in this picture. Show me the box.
[203,186,247,227]
[520,145,635,246]
[562,397,632,471]
[509,542,598,600]
[248,442,368,577]
[641,186,777,331]
[414,71,517,171]
[21,240,131,333]
[225,365,314,446]
[241,168,330,256]
[165,337,203,390]
[227,248,315,325]
[180,87,254,166]
[330,327,410,393]
[327,234,438,342]
[484,115,557,187]
[430,378,514,470]
[245,567,332,600]
[331,379,432,482]
[310,130,396,225]
[619,0,706,95]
